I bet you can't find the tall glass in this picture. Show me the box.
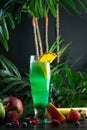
[29,55,50,123]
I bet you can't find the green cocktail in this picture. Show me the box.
[29,55,50,123]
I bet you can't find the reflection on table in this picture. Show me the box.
[1,119,87,130]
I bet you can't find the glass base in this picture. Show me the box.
[34,108,51,124]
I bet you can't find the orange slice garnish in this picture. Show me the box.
[39,62,49,78]
[46,103,66,122]
[39,52,57,63]
[38,52,57,78]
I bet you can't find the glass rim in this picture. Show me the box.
[30,55,50,63]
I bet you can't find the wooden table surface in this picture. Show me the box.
[1,119,87,130]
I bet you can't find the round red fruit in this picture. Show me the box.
[52,119,61,126]
[3,96,23,115]
[6,110,20,122]
[67,109,80,122]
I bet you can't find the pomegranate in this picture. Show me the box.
[3,96,23,115]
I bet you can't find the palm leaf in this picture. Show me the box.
[57,42,71,57]
[72,71,83,88]
[0,54,30,96]
[1,16,9,40]
[49,36,71,58]
[77,0,87,11]
[46,0,56,17]
[0,75,15,85]
[58,0,87,14]
[6,13,15,29]
[0,55,21,77]
[28,0,39,17]
[64,0,80,14]
[0,70,11,76]
[51,63,65,77]
[52,73,63,88]
[0,26,8,51]
[38,0,43,17]
[49,36,63,52]
[15,80,29,92]
[1,80,24,94]
[57,1,71,15]
[65,66,74,87]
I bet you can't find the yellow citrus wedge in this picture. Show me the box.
[39,52,57,63]
[39,63,48,78]
[38,52,57,78]
[46,103,66,122]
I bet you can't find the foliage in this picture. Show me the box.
[50,65,87,108]
[0,0,87,51]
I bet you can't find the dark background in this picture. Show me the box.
[2,5,87,74]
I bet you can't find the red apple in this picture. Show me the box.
[3,96,23,115]
[67,109,80,122]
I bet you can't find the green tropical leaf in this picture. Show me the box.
[72,71,83,88]
[49,36,63,52]
[19,90,31,97]
[0,77,16,85]
[0,70,11,76]
[1,80,24,94]
[51,63,65,77]
[58,43,71,57]
[6,13,15,29]
[38,0,43,17]
[0,57,10,71]
[1,16,9,40]
[57,0,71,15]
[64,0,80,14]
[65,66,74,87]
[58,0,87,15]
[29,0,39,17]
[46,0,56,17]
[0,55,21,77]
[15,81,29,92]
[77,0,87,11]
[0,26,8,51]
[53,73,63,88]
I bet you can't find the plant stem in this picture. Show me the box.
[44,16,49,52]
[56,4,60,63]
[32,17,39,56]
[36,18,43,55]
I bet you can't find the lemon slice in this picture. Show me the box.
[39,63,48,78]
[39,52,57,63]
